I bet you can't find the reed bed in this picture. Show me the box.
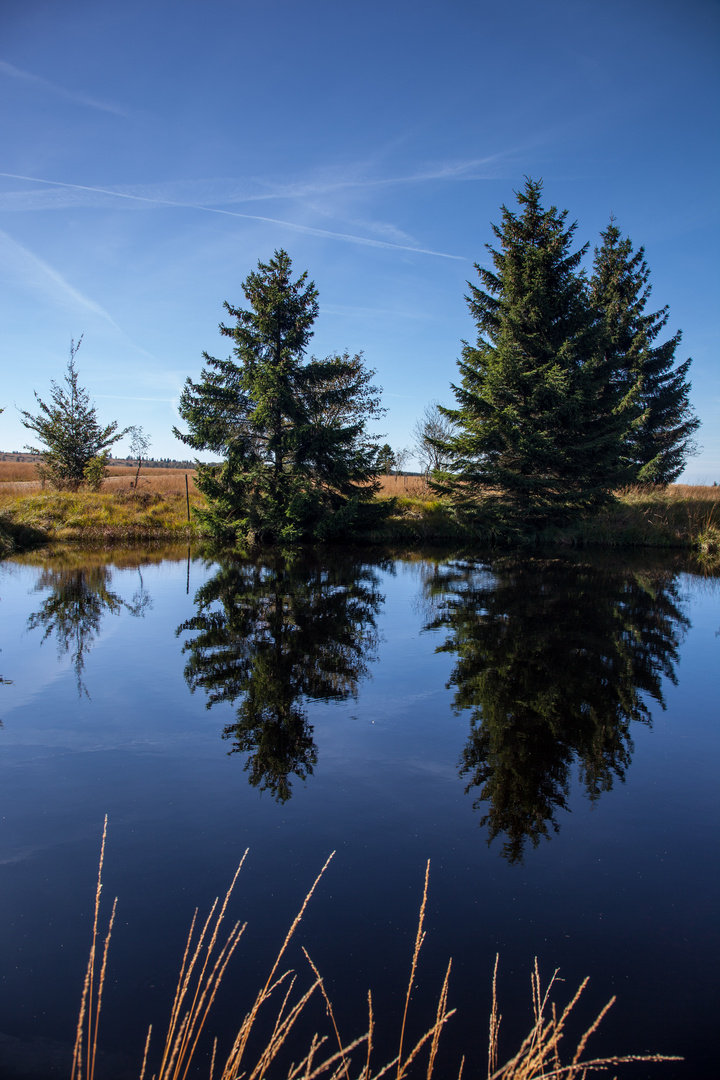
[72,825,680,1080]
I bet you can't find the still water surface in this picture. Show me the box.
[0,545,718,1077]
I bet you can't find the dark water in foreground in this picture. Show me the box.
[0,545,717,1078]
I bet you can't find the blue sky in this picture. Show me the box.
[1,0,718,478]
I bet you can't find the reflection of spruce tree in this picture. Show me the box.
[28,566,152,697]
[424,557,689,863]
[178,552,383,801]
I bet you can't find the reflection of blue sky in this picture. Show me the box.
[0,562,182,741]
[0,649,71,718]
[0,552,718,1075]
[0,564,73,715]
[0,0,717,479]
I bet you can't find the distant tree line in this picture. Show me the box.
[108,456,202,469]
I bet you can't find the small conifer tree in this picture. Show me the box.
[20,337,127,490]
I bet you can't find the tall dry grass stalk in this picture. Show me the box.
[153,851,249,1080]
[71,815,117,1080]
[486,958,681,1079]
[74,829,680,1080]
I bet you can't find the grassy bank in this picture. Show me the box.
[553,483,720,553]
[0,461,205,555]
[1,472,718,558]
[0,489,203,555]
[370,483,720,553]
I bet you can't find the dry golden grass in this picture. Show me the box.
[0,460,198,496]
[375,475,433,499]
[0,482,43,495]
[591,484,720,552]
[104,468,198,494]
[0,489,204,542]
[71,827,680,1080]
[72,816,116,1080]
[0,460,38,482]
[375,477,720,504]
[486,957,679,1079]
[665,483,720,501]
[618,483,720,506]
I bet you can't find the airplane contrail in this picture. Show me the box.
[0,172,465,260]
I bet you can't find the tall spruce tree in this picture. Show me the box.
[590,221,700,484]
[434,180,631,528]
[174,250,384,542]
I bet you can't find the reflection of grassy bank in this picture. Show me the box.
[1,484,719,558]
[8,539,197,569]
[0,514,47,557]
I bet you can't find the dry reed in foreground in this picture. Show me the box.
[71,825,681,1080]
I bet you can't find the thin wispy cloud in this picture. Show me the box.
[321,303,438,321]
[94,394,177,403]
[303,200,420,247]
[0,229,120,328]
[120,156,506,204]
[0,187,116,212]
[0,172,465,260]
[0,60,128,116]
[0,150,514,218]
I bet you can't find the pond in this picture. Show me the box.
[0,545,717,1078]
